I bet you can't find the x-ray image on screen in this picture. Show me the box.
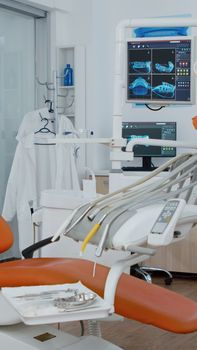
[152,49,175,74]
[127,37,193,104]
[128,49,151,73]
[128,75,151,98]
[152,75,176,99]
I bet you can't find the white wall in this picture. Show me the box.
[55,0,92,47]
[87,0,197,170]
[21,0,197,170]
[19,0,68,11]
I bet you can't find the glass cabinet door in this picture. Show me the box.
[0,8,35,211]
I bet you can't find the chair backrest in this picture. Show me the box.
[0,217,14,253]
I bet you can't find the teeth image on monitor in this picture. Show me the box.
[127,37,192,104]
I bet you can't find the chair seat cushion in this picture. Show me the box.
[0,257,197,334]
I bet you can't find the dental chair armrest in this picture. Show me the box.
[22,236,60,259]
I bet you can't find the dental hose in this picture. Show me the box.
[65,153,191,236]
[53,153,196,249]
[80,173,197,256]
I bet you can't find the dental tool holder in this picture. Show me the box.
[2,282,111,325]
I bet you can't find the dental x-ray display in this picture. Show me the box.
[127,37,193,104]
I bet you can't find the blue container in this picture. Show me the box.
[64,64,73,86]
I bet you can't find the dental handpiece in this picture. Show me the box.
[95,224,110,257]
[95,208,138,257]
[65,204,94,235]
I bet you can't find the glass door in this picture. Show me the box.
[0,5,47,258]
[0,8,35,210]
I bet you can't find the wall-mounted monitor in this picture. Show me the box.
[127,37,194,105]
[122,121,176,171]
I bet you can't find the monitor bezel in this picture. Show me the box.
[126,36,195,105]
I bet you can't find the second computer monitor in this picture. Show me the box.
[122,121,176,171]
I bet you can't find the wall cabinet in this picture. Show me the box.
[95,175,109,194]
[56,45,86,171]
[56,46,85,130]
[57,47,75,119]
[146,226,197,273]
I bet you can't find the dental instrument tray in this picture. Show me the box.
[2,282,111,325]
[54,292,97,310]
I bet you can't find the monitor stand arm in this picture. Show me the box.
[142,156,153,171]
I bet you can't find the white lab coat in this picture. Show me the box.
[55,116,80,190]
[2,108,80,251]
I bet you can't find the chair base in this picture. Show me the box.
[130,264,173,285]
[0,323,122,350]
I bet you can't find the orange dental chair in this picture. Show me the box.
[0,216,197,350]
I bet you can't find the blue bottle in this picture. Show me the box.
[64,64,73,86]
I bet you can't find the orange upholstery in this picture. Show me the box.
[0,257,197,334]
[0,217,14,253]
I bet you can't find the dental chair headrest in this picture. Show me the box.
[0,216,14,253]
